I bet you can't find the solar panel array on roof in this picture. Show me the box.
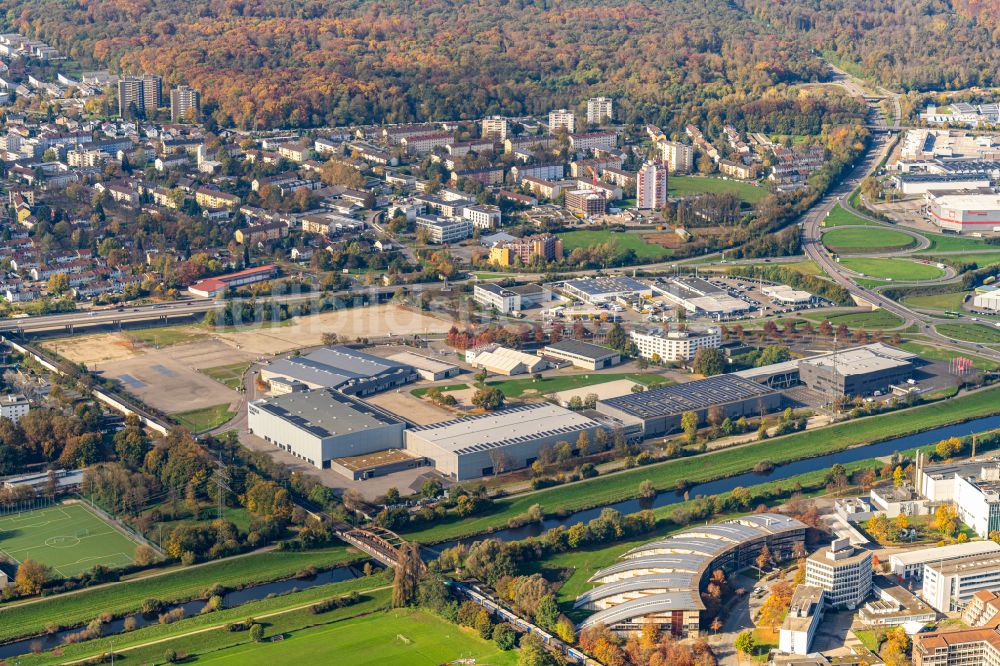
[600,374,775,419]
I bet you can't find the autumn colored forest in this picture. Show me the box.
[2,0,834,130]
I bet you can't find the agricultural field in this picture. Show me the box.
[201,362,251,390]
[0,503,142,577]
[936,323,1000,344]
[173,404,236,432]
[801,309,904,328]
[839,258,945,282]
[198,608,519,666]
[823,227,916,253]
[667,175,767,204]
[901,291,969,311]
[558,230,671,260]
[822,204,884,228]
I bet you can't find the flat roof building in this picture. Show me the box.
[473,283,522,314]
[577,514,807,639]
[259,346,418,397]
[923,552,1000,612]
[597,374,781,438]
[248,389,405,470]
[629,327,722,362]
[779,585,826,656]
[385,351,460,382]
[798,344,915,397]
[562,276,653,304]
[926,191,1000,234]
[858,575,936,628]
[804,538,873,609]
[404,403,603,479]
[540,339,622,370]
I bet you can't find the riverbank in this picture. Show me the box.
[403,385,1000,544]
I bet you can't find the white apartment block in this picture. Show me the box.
[462,204,502,230]
[629,328,721,362]
[0,394,29,423]
[659,141,695,173]
[804,539,873,609]
[569,131,617,152]
[636,161,667,210]
[587,97,613,124]
[548,109,576,134]
[481,116,508,141]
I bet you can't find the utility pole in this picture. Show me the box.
[213,456,231,521]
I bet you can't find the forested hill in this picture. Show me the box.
[2,0,830,129]
[741,0,1000,92]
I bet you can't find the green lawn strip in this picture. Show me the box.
[201,363,251,390]
[558,230,670,260]
[922,252,1000,269]
[196,606,519,666]
[401,386,1000,544]
[17,574,391,666]
[125,327,204,348]
[840,258,945,281]
[0,548,362,644]
[823,227,916,253]
[799,309,904,328]
[411,383,469,398]
[486,372,667,398]
[668,175,766,204]
[172,404,236,432]
[897,342,998,371]
[901,291,969,311]
[924,233,991,252]
[936,323,1000,344]
[821,204,885,228]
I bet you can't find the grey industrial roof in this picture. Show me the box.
[590,554,706,582]
[573,574,698,608]
[623,537,734,560]
[580,591,705,628]
[544,339,619,361]
[800,344,916,375]
[252,389,401,439]
[897,172,990,182]
[406,404,599,456]
[599,374,776,420]
[264,346,411,389]
[564,276,649,296]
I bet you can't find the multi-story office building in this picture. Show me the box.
[118,75,162,118]
[658,141,695,173]
[170,86,201,122]
[473,283,521,314]
[0,394,30,423]
[923,553,1000,612]
[636,161,667,210]
[415,214,473,244]
[586,97,613,124]
[629,327,722,362]
[804,538,873,609]
[548,108,576,134]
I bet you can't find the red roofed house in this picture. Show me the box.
[188,264,278,298]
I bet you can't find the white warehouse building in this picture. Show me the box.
[404,403,604,480]
[248,389,405,469]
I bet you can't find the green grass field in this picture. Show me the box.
[901,291,969,311]
[936,323,1000,344]
[801,309,904,328]
[201,363,251,390]
[486,372,666,398]
[924,252,1000,269]
[840,258,945,281]
[0,547,361,644]
[199,608,519,666]
[125,326,204,348]
[822,204,884,228]
[924,234,991,252]
[668,175,767,204]
[172,404,236,432]
[0,503,141,577]
[896,342,998,371]
[558,230,670,260]
[823,227,916,253]
[401,385,1000,544]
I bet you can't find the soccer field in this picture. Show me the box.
[198,609,519,666]
[0,503,141,577]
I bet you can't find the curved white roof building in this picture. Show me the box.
[576,513,807,638]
